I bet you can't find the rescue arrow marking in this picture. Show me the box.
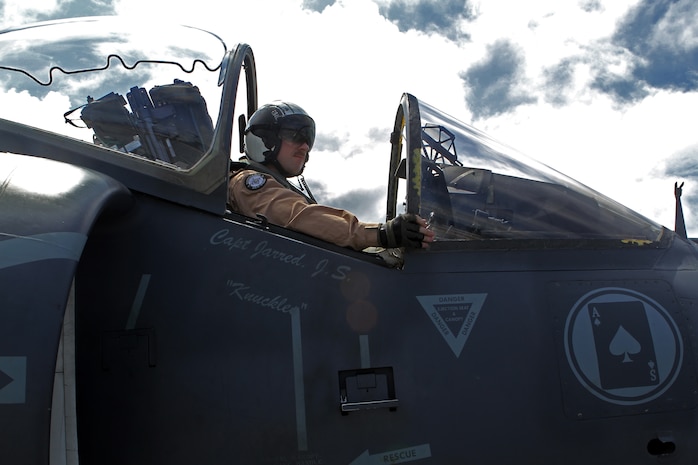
[350,444,431,465]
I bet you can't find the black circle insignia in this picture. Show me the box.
[564,287,683,405]
[244,174,267,190]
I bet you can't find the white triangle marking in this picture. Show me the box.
[416,294,487,357]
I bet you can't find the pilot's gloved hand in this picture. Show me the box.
[379,213,435,249]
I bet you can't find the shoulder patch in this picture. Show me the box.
[244,173,267,190]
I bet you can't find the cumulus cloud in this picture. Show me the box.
[462,0,698,112]
[367,126,391,144]
[35,0,117,20]
[313,132,345,153]
[579,0,603,13]
[301,0,335,12]
[302,0,477,42]
[0,0,117,26]
[376,0,476,41]
[324,186,385,219]
[605,0,698,101]
[661,144,698,179]
[589,44,651,104]
[460,40,537,119]
[302,173,383,220]
[313,130,374,161]
[542,58,577,107]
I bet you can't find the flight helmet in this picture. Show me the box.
[244,101,315,163]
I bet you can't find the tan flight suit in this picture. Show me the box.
[228,168,381,251]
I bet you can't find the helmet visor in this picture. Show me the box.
[279,127,314,149]
[278,114,315,150]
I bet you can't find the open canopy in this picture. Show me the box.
[391,94,664,243]
[0,16,257,214]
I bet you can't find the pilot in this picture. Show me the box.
[227,101,434,251]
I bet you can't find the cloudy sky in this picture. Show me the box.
[1,0,697,235]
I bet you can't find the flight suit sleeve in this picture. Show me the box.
[228,170,381,251]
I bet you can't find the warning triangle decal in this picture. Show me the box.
[416,294,487,357]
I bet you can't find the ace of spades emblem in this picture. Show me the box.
[588,301,660,390]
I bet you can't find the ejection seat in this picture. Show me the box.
[79,79,214,167]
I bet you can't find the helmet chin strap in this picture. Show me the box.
[262,142,291,177]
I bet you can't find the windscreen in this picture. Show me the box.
[418,100,663,242]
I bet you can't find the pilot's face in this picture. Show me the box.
[275,137,310,177]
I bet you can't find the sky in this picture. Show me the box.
[1,0,697,235]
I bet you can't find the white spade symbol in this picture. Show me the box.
[609,325,641,363]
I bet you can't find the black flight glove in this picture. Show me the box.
[379,213,425,248]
